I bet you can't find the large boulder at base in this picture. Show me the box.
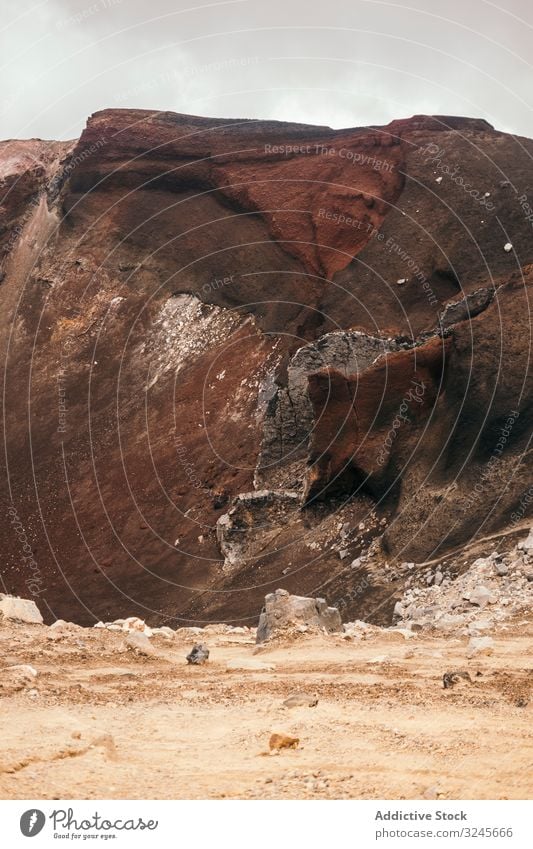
[256,588,342,643]
[0,594,43,624]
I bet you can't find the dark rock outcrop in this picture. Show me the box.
[256,331,401,490]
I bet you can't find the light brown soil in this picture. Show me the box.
[1,620,532,800]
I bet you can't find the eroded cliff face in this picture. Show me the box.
[1,109,531,626]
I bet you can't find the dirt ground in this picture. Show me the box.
[1,619,532,800]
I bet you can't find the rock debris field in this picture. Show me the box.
[1,532,532,800]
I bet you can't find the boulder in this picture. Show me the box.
[0,664,38,694]
[387,628,415,640]
[467,636,495,658]
[186,643,210,665]
[47,620,83,640]
[122,616,149,633]
[269,733,299,751]
[0,594,43,624]
[467,586,496,607]
[434,613,467,632]
[393,601,404,618]
[126,631,156,657]
[518,531,533,555]
[152,626,176,639]
[256,588,342,643]
[283,693,318,708]
[442,670,472,689]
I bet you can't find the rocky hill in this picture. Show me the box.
[1,109,532,626]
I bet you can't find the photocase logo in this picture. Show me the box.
[20,810,46,837]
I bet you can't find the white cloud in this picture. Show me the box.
[2,0,532,140]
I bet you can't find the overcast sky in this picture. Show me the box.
[2,0,533,140]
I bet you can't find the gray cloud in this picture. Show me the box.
[2,0,532,140]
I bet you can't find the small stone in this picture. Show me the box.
[0,664,38,693]
[468,586,494,608]
[122,616,147,633]
[126,631,156,656]
[434,570,444,586]
[494,563,508,577]
[153,626,176,639]
[389,628,415,640]
[186,643,209,665]
[442,670,472,689]
[269,733,299,751]
[0,595,43,624]
[283,693,318,708]
[10,664,38,679]
[393,601,404,618]
[435,613,466,631]
[423,786,440,800]
[518,532,533,554]
[47,620,83,640]
[504,242,513,252]
[467,636,494,658]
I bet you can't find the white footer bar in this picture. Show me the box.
[1,799,531,848]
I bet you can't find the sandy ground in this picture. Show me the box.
[1,619,532,800]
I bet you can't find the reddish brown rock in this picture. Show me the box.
[0,108,532,626]
[305,335,451,503]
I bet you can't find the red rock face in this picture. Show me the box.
[214,128,404,278]
[0,109,532,625]
[305,336,451,502]
[66,110,404,278]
